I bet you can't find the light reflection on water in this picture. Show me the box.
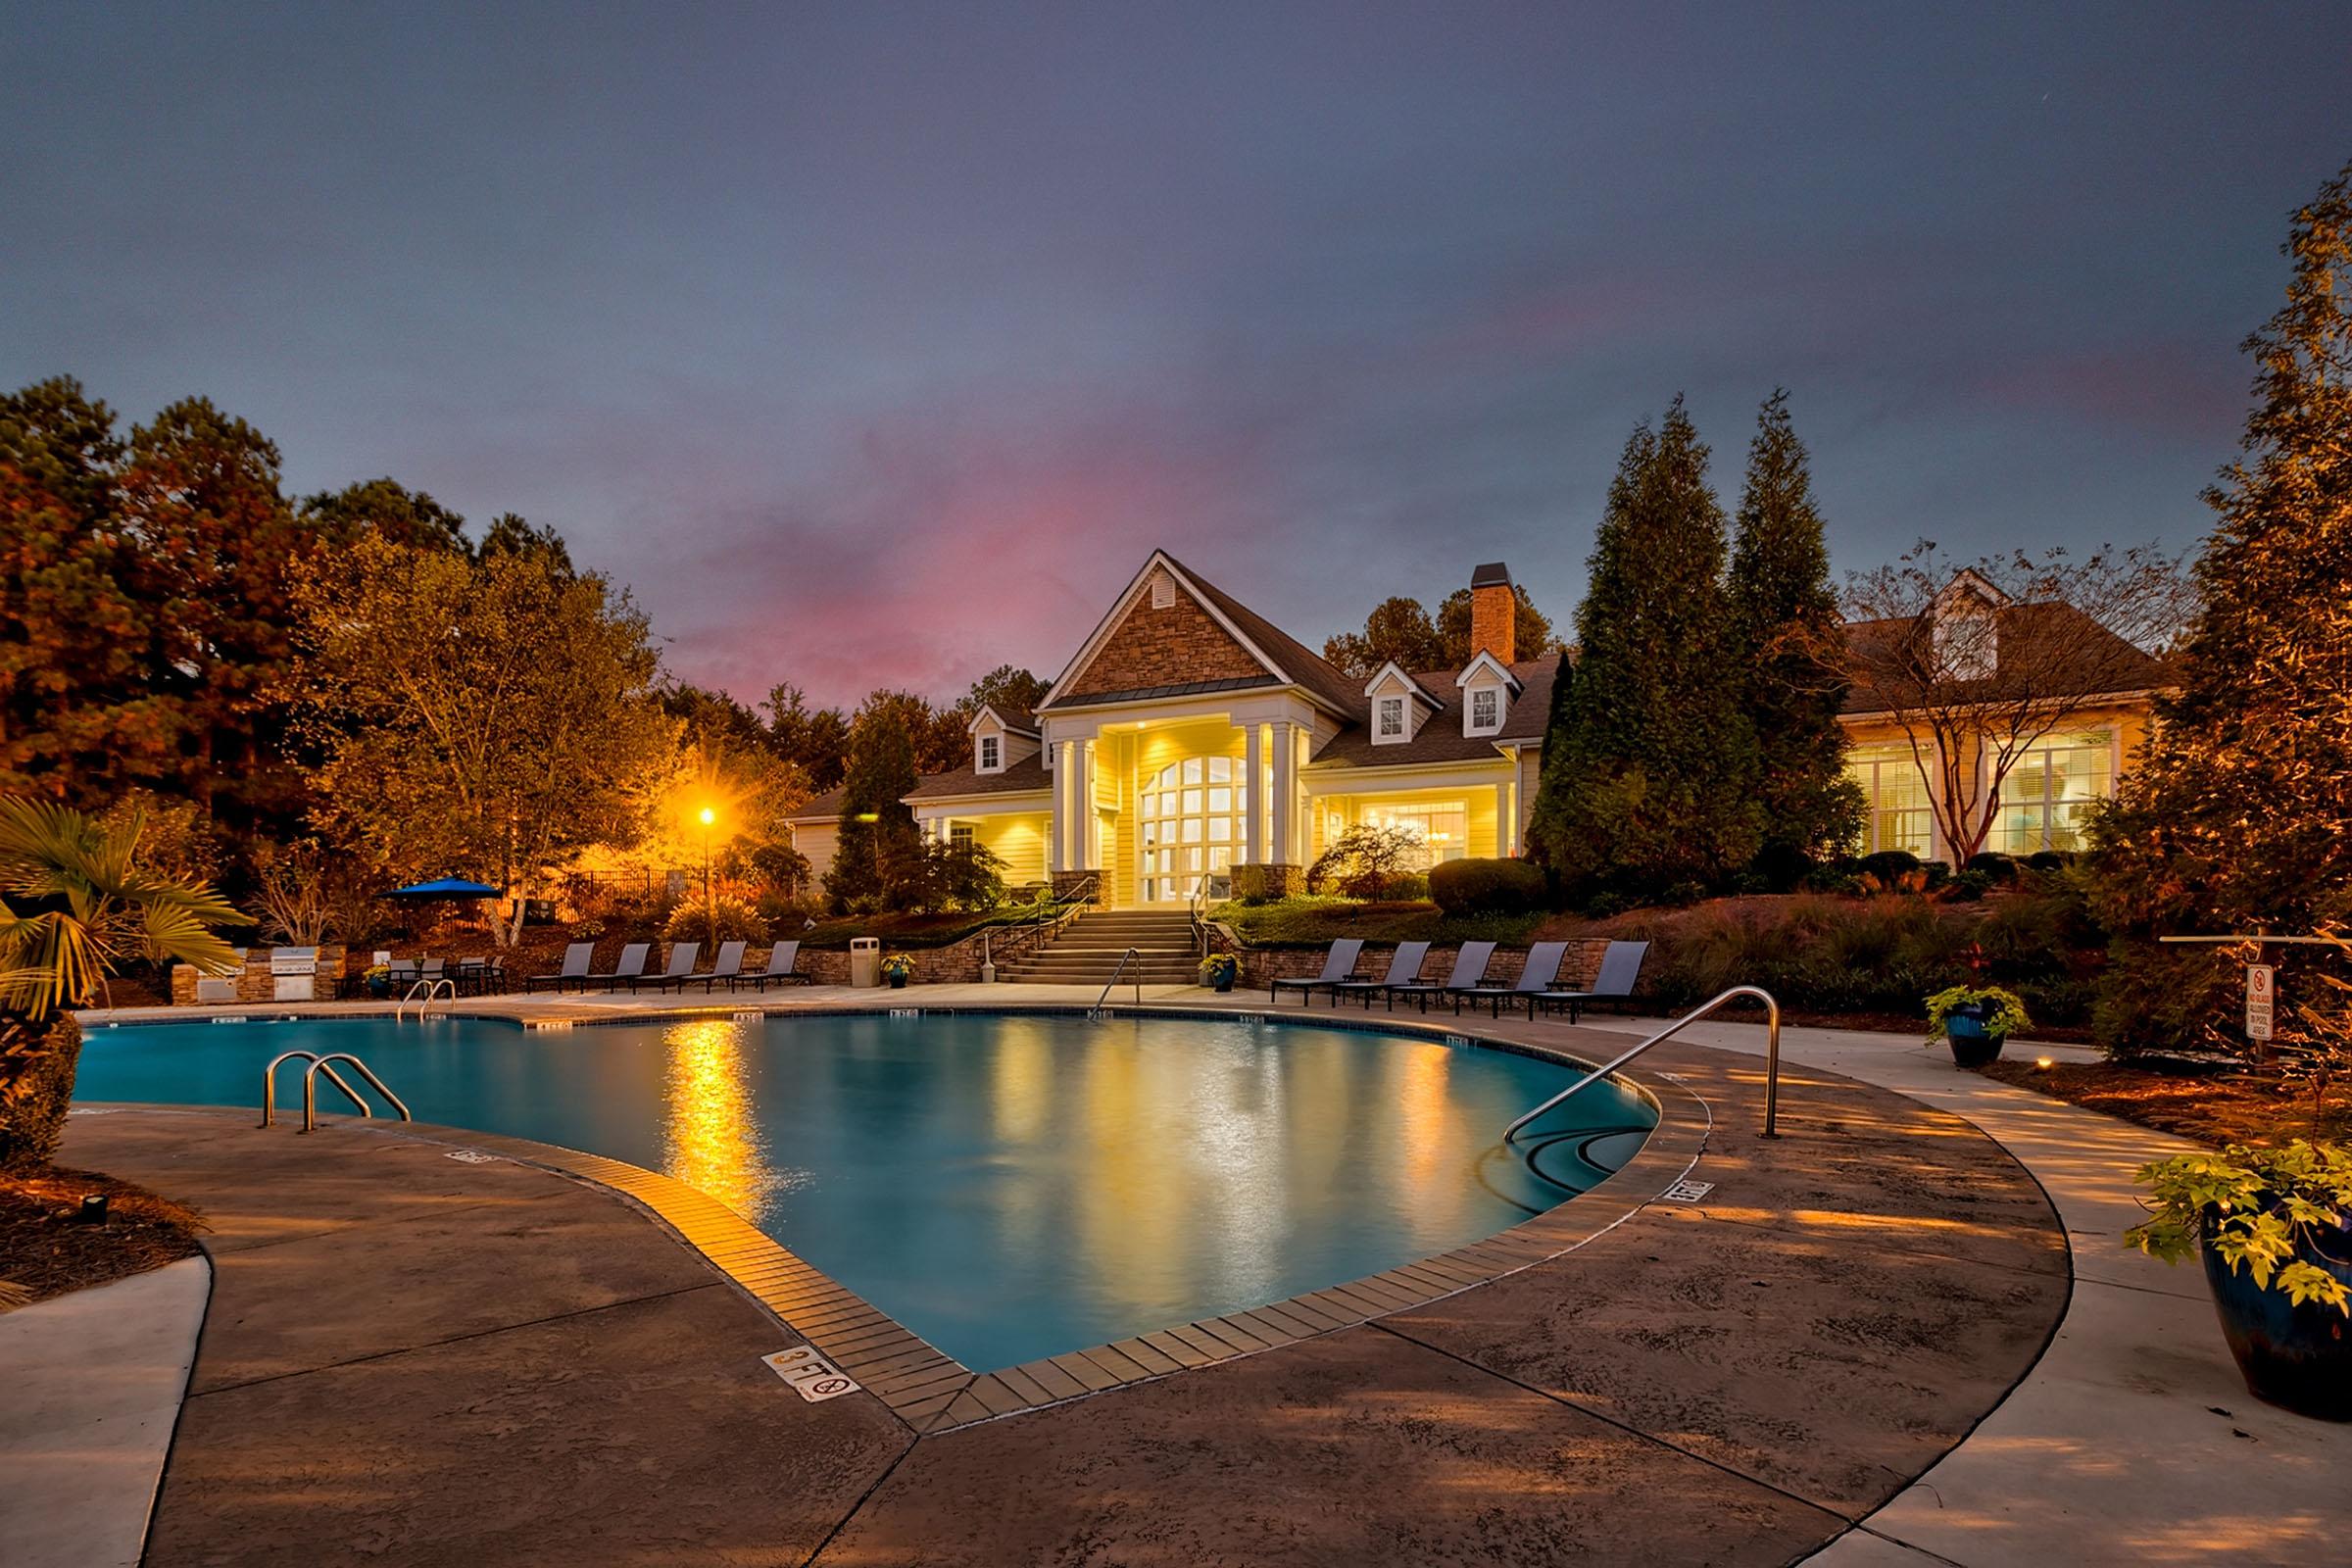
[74,1011,1652,1372]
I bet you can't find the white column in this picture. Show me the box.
[1077,742,1097,870]
[1054,740,1076,870]
[1495,782,1515,857]
[1243,722,1264,865]
[1271,720,1297,865]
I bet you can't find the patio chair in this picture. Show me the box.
[525,943,595,993]
[1446,941,1570,1018]
[732,940,811,990]
[1269,939,1365,1004]
[582,942,651,991]
[384,958,420,997]
[673,940,747,993]
[1380,941,1495,1012]
[454,955,507,996]
[1330,942,1432,1009]
[630,941,701,992]
[1533,940,1650,1024]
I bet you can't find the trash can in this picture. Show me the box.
[849,937,882,989]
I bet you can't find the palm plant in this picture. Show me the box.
[1,796,248,1162]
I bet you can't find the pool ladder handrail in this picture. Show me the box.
[261,1050,415,1133]
[1095,947,1144,1010]
[1502,985,1783,1144]
[395,977,456,1021]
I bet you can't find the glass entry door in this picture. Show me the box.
[1138,756,1241,903]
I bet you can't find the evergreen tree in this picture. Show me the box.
[476,512,573,573]
[822,692,923,910]
[299,477,469,553]
[2088,161,2352,1054]
[1728,390,1864,882]
[1530,398,1763,901]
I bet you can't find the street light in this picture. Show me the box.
[699,807,717,948]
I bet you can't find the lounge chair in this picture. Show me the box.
[732,940,811,990]
[1331,942,1432,1009]
[525,943,595,993]
[1446,941,1570,1018]
[630,941,700,992]
[1533,940,1650,1023]
[582,942,651,991]
[1381,941,1496,1012]
[1269,939,1365,1005]
[673,940,747,993]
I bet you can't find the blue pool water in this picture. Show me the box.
[74,1011,1652,1372]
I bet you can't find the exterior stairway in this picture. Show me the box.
[992,908,1201,987]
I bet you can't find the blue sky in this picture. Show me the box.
[5,3,2346,705]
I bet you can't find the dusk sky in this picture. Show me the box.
[6,4,2347,709]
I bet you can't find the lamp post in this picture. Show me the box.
[699,807,716,948]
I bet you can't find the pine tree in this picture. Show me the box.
[2088,161,2352,1054]
[1728,390,1864,882]
[1531,398,1763,901]
[822,693,923,910]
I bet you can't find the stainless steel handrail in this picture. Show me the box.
[1503,985,1783,1143]
[1095,947,1143,1010]
[302,1053,413,1132]
[1188,874,1212,958]
[261,1050,368,1129]
[395,977,456,1022]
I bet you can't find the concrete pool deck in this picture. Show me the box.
[38,987,2348,1563]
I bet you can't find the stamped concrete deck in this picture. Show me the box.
[57,995,2081,1567]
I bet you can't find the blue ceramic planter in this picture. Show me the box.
[2200,1212,2352,1421]
[1943,1005,2002,1068]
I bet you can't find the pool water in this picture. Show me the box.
[74,1011,1652,1372]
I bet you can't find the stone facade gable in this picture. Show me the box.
[1056,569,1275,703]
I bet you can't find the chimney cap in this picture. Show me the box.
[1470,562,1511,589]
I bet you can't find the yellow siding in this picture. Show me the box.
[969,813,1051,887]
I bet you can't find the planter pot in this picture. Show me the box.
[887,973,907,990]
[2201,1214,2352,1421]
[1944,1007,2004,1068]
[366,976,391,999]
[1210,973,1235,994]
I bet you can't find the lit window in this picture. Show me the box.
[1377,697,1405,739]
[1996,731,2116,854]
[1359,802,1469,867]
[1843,743,1935,857]
[1469,688,1498,731]
[978,735,1000,771]
[950,824,974,851]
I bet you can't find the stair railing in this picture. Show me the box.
[1095,947,1144,1011]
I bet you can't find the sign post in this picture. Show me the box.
[2245,963,2276,1053]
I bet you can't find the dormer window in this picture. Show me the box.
[1377,696,1405,739]
[978,734,1002,772]
[1469,688,1498,732]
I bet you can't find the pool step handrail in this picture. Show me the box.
[395,977,456,1021]
[301,1053,412,1132]
[1095,947,1144,1010]
[1502,985,1783,1144]
[261,1050,367,1129]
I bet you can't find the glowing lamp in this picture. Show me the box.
[699,807,716,826]
[2034,1056,2055,1071]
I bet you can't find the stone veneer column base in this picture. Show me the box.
[1243,863,1303,898]
[1051,869,1102,903]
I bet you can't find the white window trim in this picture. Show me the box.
[1466,685,1501,735]
[1375,695,1407,743]
[978,734,1002,773]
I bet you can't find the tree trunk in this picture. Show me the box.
[0,1012,84,1167]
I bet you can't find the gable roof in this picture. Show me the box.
[967,703,1038,736]
[905,751,1054,802]
[1038,550,1363,718]
[1841,603,2171,715]
[1363,661,1446,710]
[1308,653,1561,769]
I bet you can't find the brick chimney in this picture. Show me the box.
[1469,563,1515,664]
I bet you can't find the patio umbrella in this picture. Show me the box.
[384,878,504,899]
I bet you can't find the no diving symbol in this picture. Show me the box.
[762,1346,862,1403]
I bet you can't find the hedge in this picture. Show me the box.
[1429,858,1546,916]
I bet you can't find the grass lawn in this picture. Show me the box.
[1982,1058,2352,1148]
[1211,897,1541,950]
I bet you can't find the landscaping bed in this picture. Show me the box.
[1981,1058,2352,1148]
[0,1163,205,1309]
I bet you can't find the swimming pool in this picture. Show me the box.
[74,1010,1653,1373]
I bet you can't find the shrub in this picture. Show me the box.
[1430,858,1546,916]
[1856,850,1922,884]
[2025,850,2074,872]
[1229,863,1274,905]
[1306,825,1427,900]
[1965,851,2022,883]
[1948,868,1994,902]
[1922,859,1952,891]
[662,896,766,945]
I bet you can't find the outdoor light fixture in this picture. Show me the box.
[76,1195,108,1224]
[2035,1056,2055,1071]
[700,807,715,825]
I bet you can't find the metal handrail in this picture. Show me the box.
[302,1053,412,1132]
[1095,947,1143,1010]
[261,1051,368,1129]
[395,977,456,1021]
[1503,985,1783,1144]
[1188,874,1213,958]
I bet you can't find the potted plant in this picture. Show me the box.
[2127,1141,2352,1421]
[363,962,393,999]
[1925,984,2030,1067]
[879,954,914,990]
[1199,953,1239,994]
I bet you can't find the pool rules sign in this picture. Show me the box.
[2245,964,2277,1043]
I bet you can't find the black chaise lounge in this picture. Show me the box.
[1382,940,1495,1012]
[582,941,651,992]
[1331,941,1432,1009]
[732,940,812,990]
[1446,940,1570,1017]
[630,941,700,992]
[1270,939,1365,1004]
[1533,940,1650,1023]
[671,940,747,993]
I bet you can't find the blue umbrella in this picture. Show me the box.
[385,878,504,900]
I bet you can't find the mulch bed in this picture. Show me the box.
[1981,1058,2352,1149]
[0,1162,206,1311]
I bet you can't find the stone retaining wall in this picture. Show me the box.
[1225,937,1614,995]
